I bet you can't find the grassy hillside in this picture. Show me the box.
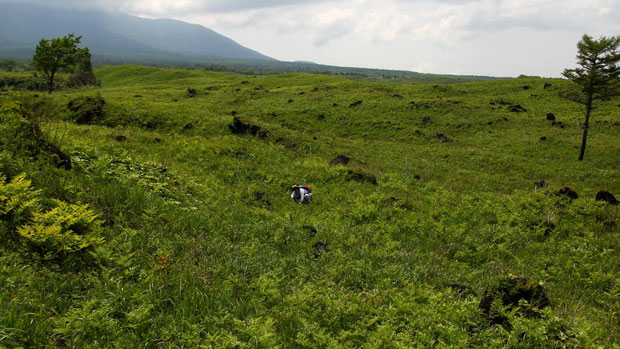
[0,65,618,347]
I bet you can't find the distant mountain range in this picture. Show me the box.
[0,3,499,81]
[0,3,274,62]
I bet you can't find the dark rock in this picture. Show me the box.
[143,120,159,130]
[67,95,105,124]
[115,135,127,142]
[595,191,618,205]
[349,100,363,108]
[543,222,555,236]
[491,99,511,106]
[346,170,377,185]
[434,133,452,143]
[507,104,527,113]
[447,284,477,298]
[312,241,330,259]
[228,117,268,139]
[255,128,268,139]
[253,191,271,208]
[487,121,493,125]
[288,99,294,103]
[414,175,421,180]
[479,275,550,326]
[329,155,350,166]
[302,225,318,237]
[333,103,339,107]
[546,113,556,121]
[249,125,260,135]
[558,187,579,200]
[183,123,194,131]
[422,116,433,124]
[134,95,142,98]
[44,143,71,170]
[523,85,531,90]
[540,136,547,141]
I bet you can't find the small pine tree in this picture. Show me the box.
[563,34,620,161]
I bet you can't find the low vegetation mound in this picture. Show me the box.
[67,95,105,124]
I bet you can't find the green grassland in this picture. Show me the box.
[1,65,619,347]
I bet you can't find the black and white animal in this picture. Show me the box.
[291,185,312,204]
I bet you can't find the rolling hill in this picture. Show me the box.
[0,65,618,346]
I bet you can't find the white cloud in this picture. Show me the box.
[2,0,619,76]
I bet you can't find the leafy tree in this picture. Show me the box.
[563,34,620,161]
[32,33,92,93]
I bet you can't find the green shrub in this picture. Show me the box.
[18,200,104,253]
[0,102,46,157]
[68,69,100,88]
[0,173,41,232]
[67,95,105,124]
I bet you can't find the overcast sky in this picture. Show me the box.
[8,0,620,77]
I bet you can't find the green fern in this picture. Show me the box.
[0,173,41,228]
[18,200,104,252]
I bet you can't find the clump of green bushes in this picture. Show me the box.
[67,95,105,124]
[1,173,104,253]
[0,173,40,232]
